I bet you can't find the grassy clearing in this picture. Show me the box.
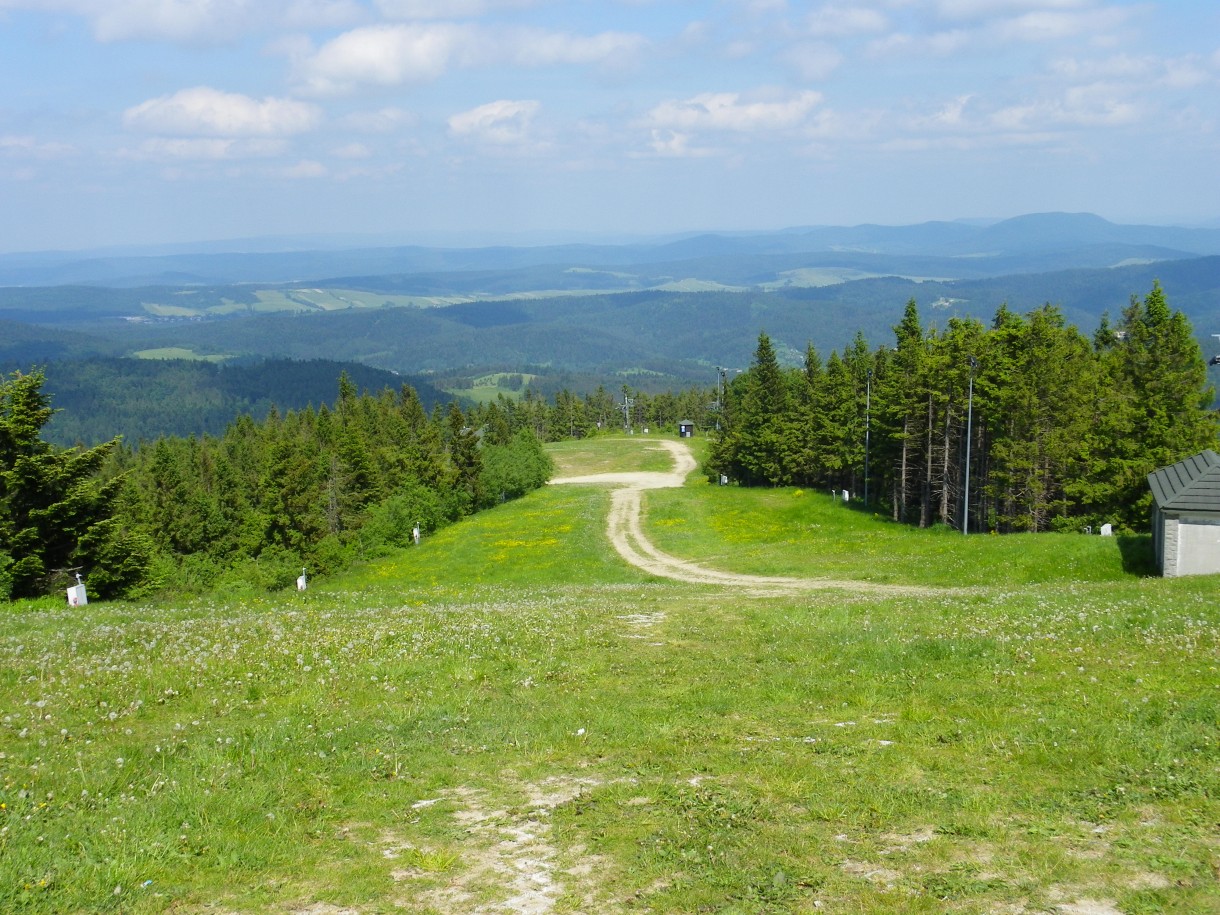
[445,372,540,404]
[138,289,472,319]
[0,437,1216,914]
[130,348,230,363]
[549,435,689,477]
[645,481,1141,587]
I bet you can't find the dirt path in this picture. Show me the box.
[550,440,934,596]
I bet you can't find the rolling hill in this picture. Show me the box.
[1,214,1218,430]
[0,357,456,447]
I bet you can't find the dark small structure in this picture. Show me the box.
[678,420,696,439]
[1148,449,1220,577]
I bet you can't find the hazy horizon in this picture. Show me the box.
[3,1,1219,253]
[5,211,1220,260]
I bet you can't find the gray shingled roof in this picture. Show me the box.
[1148,449,1220,512]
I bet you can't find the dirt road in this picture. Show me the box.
[550,440,933,595]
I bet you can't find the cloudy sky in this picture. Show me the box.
[1,0,1218,252]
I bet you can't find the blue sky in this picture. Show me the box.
[1,0,1218,252]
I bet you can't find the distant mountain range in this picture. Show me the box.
[3,212,1219,288]
[2,213,1219,428]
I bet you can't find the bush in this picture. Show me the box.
[74,520,156,599]
[361,483,446,550]
[479,429,553,508]
[214,544,305,595]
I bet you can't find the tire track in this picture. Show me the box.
[551,440,937,596]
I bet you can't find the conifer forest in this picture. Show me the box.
[707,282,1216,534]
[1,281,1215,601]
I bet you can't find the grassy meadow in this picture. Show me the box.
[0,436,1217,914]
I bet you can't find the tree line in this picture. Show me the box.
[707,282,1217,533]
[470,384,716,443]
[4,280,1214,601]
[0,371,551,600]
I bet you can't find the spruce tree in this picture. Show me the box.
[0,370,133,598]
[1087,282,1216,526]
[447,403,484,512]
[882,299,929,523]
[734,332,797,485]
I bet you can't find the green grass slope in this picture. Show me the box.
[0,437,1216,914]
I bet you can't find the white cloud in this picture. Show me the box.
[281,0,365,29]
[0,0,364,43]
[784,42,844,81]
[934,0,1096,21]
[855,73,1147,153]
[374,0,535,18]
[125,137,288,159]
[867,28,971,58]
[1051,82,1139,126]
[123,87,321,137]
[283,159,328,177]
[994,8,1129,43]
[298,23,466,94]
[644,90,822,133]
[738,0,787,13]
[867,3,1130,59]
[335,161,406,180]
[448,99,540,144]
[332,141,373,158]
[341,106,418,132]
[498,27,645,68]
[925,94,975,129]
[297,22,645,94]
[643,130,715,158]
[87,0,255,43]
[0,135,76,158]
[1051,53,1215,90]
[805,4,888,37]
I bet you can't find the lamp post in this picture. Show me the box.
[963,355,977,535]
[714,366,727,431]
[863,368,872,509]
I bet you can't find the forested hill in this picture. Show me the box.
[59,256,1220,388]
[15,358,455,447]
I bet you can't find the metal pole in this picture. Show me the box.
[715,366,724,431]
[864,369,872,509]
[963,356,977,535]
